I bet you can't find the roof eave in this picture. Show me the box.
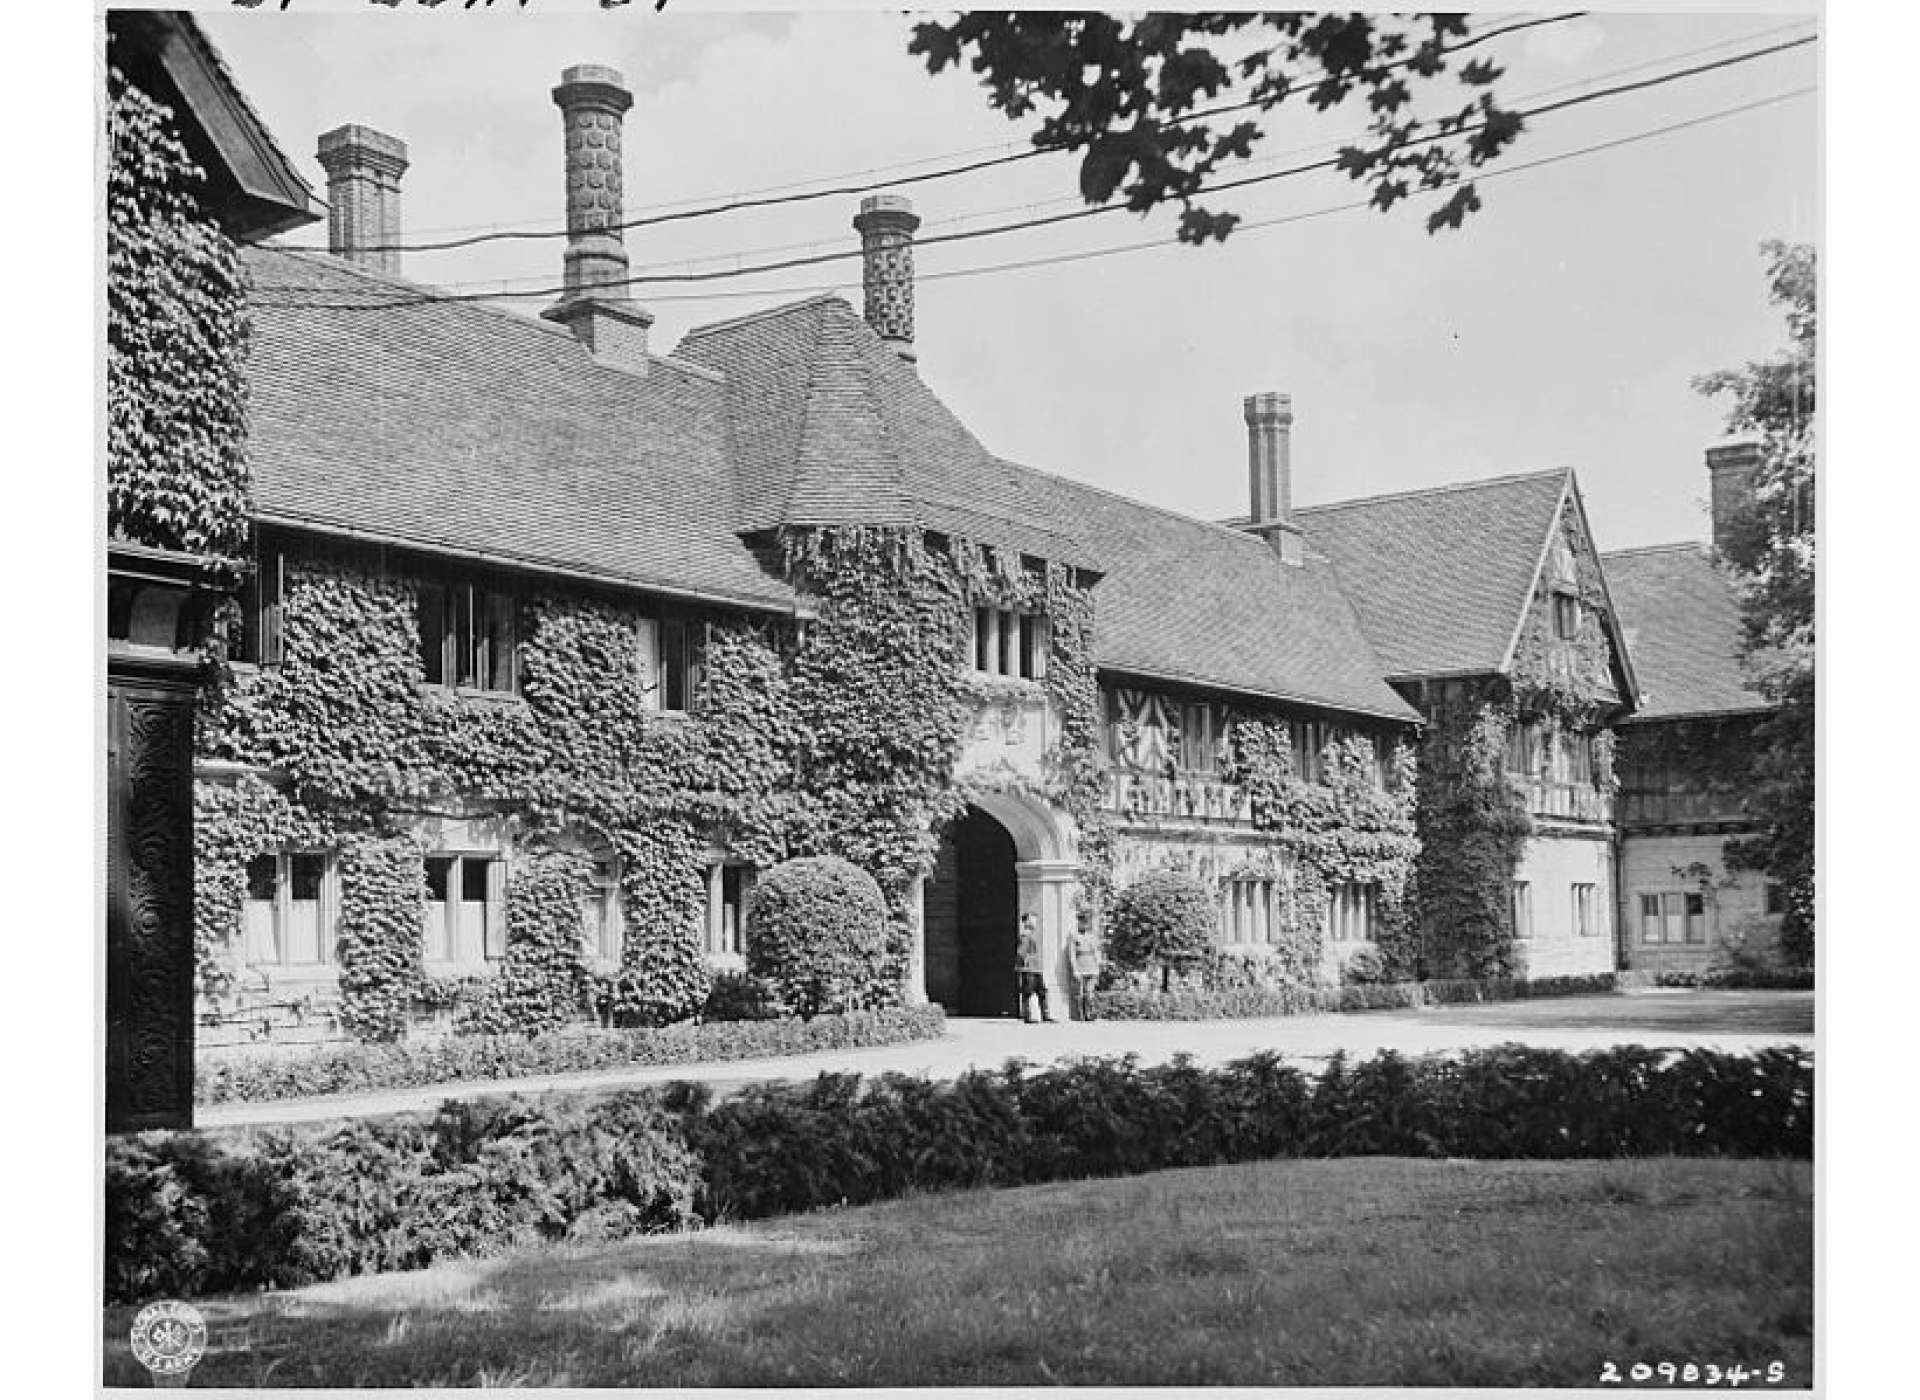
[1099,663,1422,727]
[255,514,804,618]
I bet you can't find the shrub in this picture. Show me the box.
[745,856,891,1018]
[196,1005,947,1105]
[106,1092,702,1304]
[1088,973,1623,1021]
[1339,946,1389,985]
[1108,868,1217,992]
[702,970,782,1023]
[1655,967,1814,991]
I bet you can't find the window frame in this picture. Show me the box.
[242,849,337,970]
[706,861,755,958]
[419,575,522,695]
[1325,881,1379,945]
[1510,880,1534,941]
[970,605,1047,681]
[1572,882,1598,938]
[423,852,508,966]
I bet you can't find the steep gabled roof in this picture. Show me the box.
[1296,469,1573,680]
[1602,542,1768,722]
[682,297,1417,723]
[109,11,321,241]
[241,248,796,612]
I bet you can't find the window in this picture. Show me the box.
[1572,883,1597,938]
[1765,883,1788,916]
[235,546,285,666]
[1290,721,1328,784]
[423,854,506,963]
[583,858,622,964]
[1684,891,1708,944]
[420,579,520,692]
[1506,722,1542,779]
[243,852,334,967]
[1511,881,1533,940]
[972,606,1047,680]
[1639,891,1702,945]
[1222,876,1279,945]
[659,619,707,712]
[1326,883,1379,944]
[707,863,754,956]
[1179,702,1217,773]
[1553,592,1583,640]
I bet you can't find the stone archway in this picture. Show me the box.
[915,790,1082,1019]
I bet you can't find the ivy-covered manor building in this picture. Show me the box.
[157,57,1766,1044]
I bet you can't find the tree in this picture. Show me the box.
[1694,241,1816,964]
[1108,868,1217,991]
[910,11,1531,243]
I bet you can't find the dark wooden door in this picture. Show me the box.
[954,808,1018,1017]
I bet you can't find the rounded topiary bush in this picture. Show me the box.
[745,856,890,1019]
[1339,945,1389,986]
[1109,868,1217,992]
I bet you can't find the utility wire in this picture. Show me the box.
[275,11,1589,255]
[363,17,1820,298]
[565,83,1816,308]
[252,32,1817,311]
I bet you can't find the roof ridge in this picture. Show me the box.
[1297,465,1571,515]
[986,454,1288,555]
[679,292,852,342]
[253,245,584,344]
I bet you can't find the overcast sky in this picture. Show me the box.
[195,3,1820,552]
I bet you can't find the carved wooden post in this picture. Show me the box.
[105,544,235,1133]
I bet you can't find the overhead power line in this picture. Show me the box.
[355,17,1821,298]
[251,32,1818,312]
[558,83,1816,309]
[275,11,1589,256]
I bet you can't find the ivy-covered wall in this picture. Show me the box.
[106,62,251,564]
[195,526,1107,1041]
[1412,500,1626,979]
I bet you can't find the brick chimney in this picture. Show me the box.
[316,125,408,276]
[540,64,653,374]
[1243,392,1304,566]
[853,194,921,363]
[1706,435,1764,554]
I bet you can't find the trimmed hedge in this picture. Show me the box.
[1087,972,1626,1021]
[195,1005,948,1106]
[745,856,892,1018]
[110,1043,1812,1305]
[1655,967,1815,991]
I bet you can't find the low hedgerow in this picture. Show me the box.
[1655,967,1815,991]
[1086,972,1624,1021]
[195,1005,948,1106]
[109,1044,1813,1305]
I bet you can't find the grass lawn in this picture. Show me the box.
[102,1155,1812,1389]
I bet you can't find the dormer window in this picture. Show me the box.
[1553,592,1582,640]
[972,606,1047,681]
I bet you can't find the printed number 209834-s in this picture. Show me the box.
[1598,1361,1788,1386]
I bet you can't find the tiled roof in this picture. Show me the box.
[1602,543,1767,721]
[241,248,796,611]
[681,297,1418,722]
[1296,470,1572,680]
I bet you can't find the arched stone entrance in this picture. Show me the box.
[915,791,1081,1018]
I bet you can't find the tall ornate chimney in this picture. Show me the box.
[316,124,408,276]
[540,64,653,374]
[853,194,921,363]
[1243,392,1303,566]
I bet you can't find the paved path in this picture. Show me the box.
[197,989,1813,1130]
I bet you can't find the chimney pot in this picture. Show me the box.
[542,64,650,373]
[1705,434,1765,554]
[853,193,921,362]
[316,124,409,275]
[1242,392,1302,565]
